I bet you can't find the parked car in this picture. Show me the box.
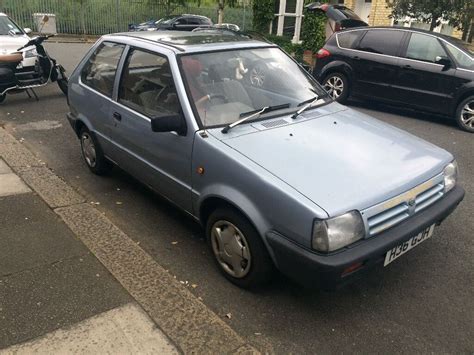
[284,3,368,39]
[313,27,474,132]
[214,23,240,32]
[129,14,213,32]
[66,31,464,289]
[0,13,36,71]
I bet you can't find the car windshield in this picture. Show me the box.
[156,16,175,25]
[179,47,328,128]
[0,16,23,35]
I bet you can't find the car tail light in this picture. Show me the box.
[334,22,342,32]
[316,48,331,59]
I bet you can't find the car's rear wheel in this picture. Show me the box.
[79,127,112,175]
[455,95,474,133]
[323,72,349,103]
[206,207,274,289]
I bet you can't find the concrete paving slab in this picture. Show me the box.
[0,254,131,349]
[0,173,30,197]
[0,159,12,174]
[0,194,87,276]
[16,166,84,208]
[0,303,178,354]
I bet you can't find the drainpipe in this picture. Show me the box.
[292,0,304,43]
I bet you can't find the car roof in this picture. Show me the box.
[0,13,7,16]
[342,26,466,46]
[106,30,273,53]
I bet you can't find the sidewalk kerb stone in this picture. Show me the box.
[55,203,253,354]
[16,166,85,208]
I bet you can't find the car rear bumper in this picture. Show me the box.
[266,185,465,290]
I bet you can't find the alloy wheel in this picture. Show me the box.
[324,75,344,99]
[460,100,474,129]
[210,220,251,278]
[81,132,97,168]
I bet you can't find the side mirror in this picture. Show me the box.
[435,55,451,67]
[151,114,186,135]
[24,28,32,34]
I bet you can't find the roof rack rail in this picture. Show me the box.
[117,33,186,52]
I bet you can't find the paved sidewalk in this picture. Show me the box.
[0,127,257,353]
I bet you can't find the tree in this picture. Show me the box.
[389,0,469,32]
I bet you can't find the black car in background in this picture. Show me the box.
[313,27,474,132]
[129,14,212,32]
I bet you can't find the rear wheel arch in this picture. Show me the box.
[454,89,474,116]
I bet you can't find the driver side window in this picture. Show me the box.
[118,49,180,117]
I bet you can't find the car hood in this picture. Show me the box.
[0,35,28,54]
[212,104,452,216]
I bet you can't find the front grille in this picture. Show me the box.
[415,183,444,213]
[368,203,410,236]
[364,176,445,237]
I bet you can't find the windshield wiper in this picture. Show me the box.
[291,94,320,119]
[222,103,290,133]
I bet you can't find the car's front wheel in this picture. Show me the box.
[79,127,112,175]
[206,207,274,289]
[455,95,474,133]
[323,72,349,103]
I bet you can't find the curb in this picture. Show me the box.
[0,128,260,355]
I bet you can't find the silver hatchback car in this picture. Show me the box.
[67,31,464,289]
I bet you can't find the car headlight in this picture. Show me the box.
[443,160,458,193]
[312,210,365,253]
[23,48,37,58]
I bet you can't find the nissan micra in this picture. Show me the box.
[67,31,464,289]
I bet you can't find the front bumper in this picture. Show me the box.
[266,185,465,290]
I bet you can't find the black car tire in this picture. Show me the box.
[206,206,274,289]
[0,94,5,104]
[323,72,350,103]
[79,127,112,175]
[455,95,474,133]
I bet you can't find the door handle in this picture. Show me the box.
[113,112,122,121]
[401,64,412,69]
[353,56,360,60]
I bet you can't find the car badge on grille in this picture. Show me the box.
[408,198,416,206]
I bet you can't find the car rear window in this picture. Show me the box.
[337,31,364,49]
[445,42,474,70]
[80,42,125,97]
[356,30,404,56]
[327,6,363,22]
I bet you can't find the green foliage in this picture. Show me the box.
[300,9,326,53]
[389,0,473,32]
[252,0,274,33]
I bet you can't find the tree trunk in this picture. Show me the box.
[468,21,473,43]
[218,0,224,24]
[429,15,439,31]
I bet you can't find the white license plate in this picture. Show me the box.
[384,224,435,266]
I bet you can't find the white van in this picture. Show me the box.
[0,13,36,70]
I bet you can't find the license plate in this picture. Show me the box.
[384,224,435,266]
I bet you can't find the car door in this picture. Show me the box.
[173,18,190,31]
[107,46,193,212]
[77,41,125,155]
[351,29,405,100]
[394,32,459,114]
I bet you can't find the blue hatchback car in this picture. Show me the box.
[67,31,464,289]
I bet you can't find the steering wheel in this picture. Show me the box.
[196,93,228,105]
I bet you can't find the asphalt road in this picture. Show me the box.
[1,42,473,353]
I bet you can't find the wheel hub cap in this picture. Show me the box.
[461,100,474,129]
[81,133,97,168]
[324,76,344,99]
[211,220,251,278]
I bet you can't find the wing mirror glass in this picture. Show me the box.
[150,113,186,135]
[24,28,32,34]
[435,55,451,67]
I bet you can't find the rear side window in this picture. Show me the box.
[356,30,404,56]
[118,49,180,117]
[187,18,201,25]
[405,33,447,63]
[337,31,364,49]
[81,42,125,97]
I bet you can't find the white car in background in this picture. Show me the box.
[0,13,36,71]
